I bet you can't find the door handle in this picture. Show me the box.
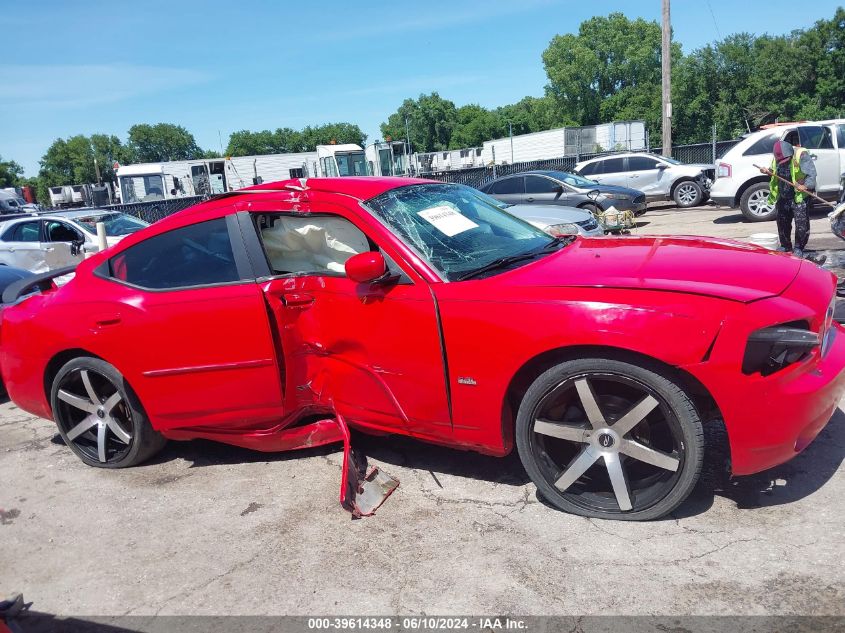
[526,196,535,202]
[94,315,122,328]
[281,293,314,308]
[630,175,639,179]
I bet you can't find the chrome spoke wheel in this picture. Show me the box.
[529,373,685,514]
[55,368,134,464]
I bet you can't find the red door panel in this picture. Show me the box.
[263,274,450,438]
[93,279,284,431]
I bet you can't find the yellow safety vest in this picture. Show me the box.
[769,147,808,204]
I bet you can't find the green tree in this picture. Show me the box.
[542,12,678,135]
[0,155,24,188]
[496,96,570,135]
[127,123,203,162]
[381,93,458,152]
[449,105,504,149]
[225,123,365,156]
[299,123,367,150]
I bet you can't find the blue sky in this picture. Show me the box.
[2,0,842,176]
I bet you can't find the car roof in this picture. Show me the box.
[577,152,667,165]
[245,176,435,200]
[50,209,118,219]
[146,177,443,230]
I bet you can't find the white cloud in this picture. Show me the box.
[0,64,212,109]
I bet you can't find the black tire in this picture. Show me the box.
[672,180,704,208]
[50,357,166,468]
[578,202,600,214]
[515,358,704,521]
[740,182,776,222]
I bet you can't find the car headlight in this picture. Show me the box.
[821,297,836,356]
[602,193,630,201]
[741,322,819,376]
[545,223,580,236]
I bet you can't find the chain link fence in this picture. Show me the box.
[422,140,741,189]
[103,196,206,223]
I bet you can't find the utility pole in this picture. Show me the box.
[661,0,672,158]
[508,121,514,164]
[404,115,412,176]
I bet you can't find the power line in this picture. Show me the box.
[706,0,722,40]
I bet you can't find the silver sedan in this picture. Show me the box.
[472,190,603,236]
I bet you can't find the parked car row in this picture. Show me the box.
[0,210,149,273]
[2,176,843,523]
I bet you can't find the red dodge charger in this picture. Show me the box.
[2,177,843,520]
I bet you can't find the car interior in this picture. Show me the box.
[257,215,373,276]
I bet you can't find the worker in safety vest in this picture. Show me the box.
[759,140,817,258]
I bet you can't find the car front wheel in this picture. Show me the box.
[50,357,166,468]
[516,358,704,521]
[740,183,776,221]
[672,180,703,208]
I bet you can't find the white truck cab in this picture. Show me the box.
[710,121,845,221]
[365,141,411,177]
[316,144,371,177]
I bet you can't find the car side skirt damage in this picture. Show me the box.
[162,411,398,517]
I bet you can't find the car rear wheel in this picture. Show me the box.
[672,180,703,208]
[740,183,776,222]
[50,357,166,468]
[515,358,704,521]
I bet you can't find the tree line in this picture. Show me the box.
[2,8,841,203]
[381,8,844,152]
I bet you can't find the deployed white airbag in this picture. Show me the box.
[261,217,369,274]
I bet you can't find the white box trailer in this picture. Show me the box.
[480,121,647,166]
[116,152,318,203]
[482,128,567,165]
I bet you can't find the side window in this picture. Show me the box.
[627,156,659,171]
[488,177,524,195]
[579,161,600,176]
[524,176,560,194]
[743,134,778,156]
[837,125,845,149]
[798,126,834,150]
[3,221,40,242]
[602,157,626,173]
[44,221,82,242]
[257,215,371,276]
[110,218,240,290]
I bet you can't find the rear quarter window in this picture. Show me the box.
[109,218,241,290]
[742,134,778,156]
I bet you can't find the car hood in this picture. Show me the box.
[504,204,592,226]
[498,235,803,302]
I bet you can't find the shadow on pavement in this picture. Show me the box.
[43,402,844,513]
[717,409,844,511]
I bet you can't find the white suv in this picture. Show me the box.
[574,153,715,208]
[710,121,845,221]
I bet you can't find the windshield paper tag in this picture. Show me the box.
[417,205,478,237]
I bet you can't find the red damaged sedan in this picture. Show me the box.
[2,177,844,520]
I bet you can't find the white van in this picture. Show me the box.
[710,121,845,221]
